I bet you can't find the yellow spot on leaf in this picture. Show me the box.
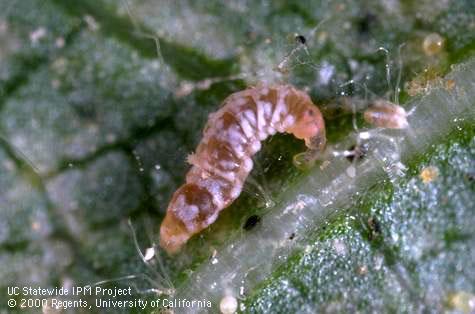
[420,166,439,184]
[447,291,475,314]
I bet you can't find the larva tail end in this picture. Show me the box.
[159,213,191,255]
[160,183,216,254]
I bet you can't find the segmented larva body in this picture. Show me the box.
[160,84,326,253]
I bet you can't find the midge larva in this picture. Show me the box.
[364,99,409,129]
[160,84,326,253]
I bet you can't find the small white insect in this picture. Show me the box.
[219,295,238,314]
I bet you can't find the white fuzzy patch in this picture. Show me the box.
[250,140,262,153]
[232,143,245,158]
[271,93,288,125]
[213,167,236,182]
[203,180,226,209]
[197,159,236,183]
[174,195,199,230]
[274,123,285,133]
[194,179,224,209]
[206,212,219,225]
[392,112,409,128]
[256,101,266,135]
[235,98,247,106]
[230,185,242,199]
[263,102,273,119]
[319,62,335,85]
[359,131,371,140]
[226,126,247,145]
[144,247,155,261]
[237,115,255,140]
[216,118,224,129]
[243,110,257,127]
[282,115,296,129]
[220,159,238,170]
[243,157,253,172]
[267,125,276,135]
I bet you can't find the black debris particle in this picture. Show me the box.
[367,217,382,240]
[465,172,475,182]
[346,144,367,163]
[357,12,377,36]
[295,34,306,45]
[243,214,262,231]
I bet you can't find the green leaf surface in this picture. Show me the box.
[0,1,474,314]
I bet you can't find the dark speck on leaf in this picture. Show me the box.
[368,217,382,240]
[346,144,367,163]
[358,13,377,35]
[295,35,306,45]
[466,172,475,182]
[243,214,261,231]
[358,13,376,35]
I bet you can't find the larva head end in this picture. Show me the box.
[305,130,326,152]
[290,105,326,151]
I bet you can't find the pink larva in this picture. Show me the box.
[364,99,409,129]
[160,84,326,254]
